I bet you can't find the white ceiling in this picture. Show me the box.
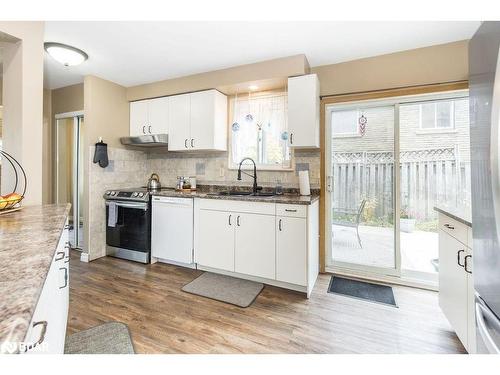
[43,21,480,90]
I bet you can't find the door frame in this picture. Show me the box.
[55,111,84,249]
[324,90,469,285]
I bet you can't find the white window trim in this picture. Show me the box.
[331,110,362,138]
[418,101,455,130]
[227,91,294,172]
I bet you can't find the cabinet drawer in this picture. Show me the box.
[276,204,307,218]
[439,213,468,246]
[198,198,275,215]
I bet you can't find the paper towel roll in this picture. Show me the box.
[299,170,311,196]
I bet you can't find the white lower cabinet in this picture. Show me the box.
[194,199,319,296]
[24,226,69,354]
[276,216,307,286]
[234,213,275,280]
[197,209,235,272]
[438,213,475,353]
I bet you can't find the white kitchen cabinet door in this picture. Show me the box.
[197,209,235,271]
[234,213,275,280]
[189,90,227,151]
[276,216,307,286]
[287,74,320,148]
[148,96,169,135]
[168,93,191,151]
[130,100,149,136]
[439,231,469,347]
[152,198,194,264]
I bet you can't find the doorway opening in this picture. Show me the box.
[55,112,84,249]
[325,91,471,288]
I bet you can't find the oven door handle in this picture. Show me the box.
[105,201,148,210]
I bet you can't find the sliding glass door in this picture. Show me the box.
[326,103,399,276]
[325,91,470,285]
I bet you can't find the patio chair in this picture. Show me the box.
[332,199,367,248]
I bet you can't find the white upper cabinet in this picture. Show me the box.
[287,74,320,148]
[130,100,149,136]
[168,93,191,150]
[129,89,227,151]
[130,97,169,136]
[168,89,227,151]
[189,90,227,151]
[148,97,169,135]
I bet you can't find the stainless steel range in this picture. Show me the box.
[104,188,152,263]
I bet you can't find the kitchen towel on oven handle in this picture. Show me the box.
[108,201,118,227]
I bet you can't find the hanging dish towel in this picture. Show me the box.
[108,201,118,227]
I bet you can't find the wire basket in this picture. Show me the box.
[0,150,27,212]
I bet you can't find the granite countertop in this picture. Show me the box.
[151,187,319,205]
[434,205,472,227]
[0,204,71,353]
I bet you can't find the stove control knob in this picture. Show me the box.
[105,191,111,195]
[138,192,144,198]
[110,191,116,196]
[132,192,138,197]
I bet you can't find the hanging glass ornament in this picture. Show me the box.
[358,114,367,136]
[231,122,240,132]
[281,131,289,141]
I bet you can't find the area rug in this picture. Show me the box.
[182,272,264,308]
[64,322,135,354]
[328,276,397,307]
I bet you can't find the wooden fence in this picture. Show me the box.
[331,147,471,222]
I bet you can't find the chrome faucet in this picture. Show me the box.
[237,157,259,194]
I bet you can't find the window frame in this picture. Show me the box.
[331,109,363,138]
[227,91,294,171]
[418,101,455,132]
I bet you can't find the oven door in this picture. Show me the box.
[105,200,150,253]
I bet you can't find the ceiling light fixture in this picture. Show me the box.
[248,85,259,91]
[44,42,88,67]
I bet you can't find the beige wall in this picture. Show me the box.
[127,54,309,101]
[0,22,44,206]
[83,75,129,260]
[312,40,468,97]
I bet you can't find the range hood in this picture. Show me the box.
[120,134,168,147]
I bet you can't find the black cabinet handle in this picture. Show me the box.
[464,255,472,274]
[290,133,294,145]
[228,214,232,226]
[237,216,240,226]
[444,223,455,230]
[142,125,146,134]
[285,209,297,212]
[148,125,152,134]
[24,321,48,352]
[184,139,188,148]
[59,267,68,289]
[191,139,194,148]
[457,249,465,267]
[55,251,65,262]
[278,219,282,231]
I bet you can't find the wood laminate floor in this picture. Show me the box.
[67,251,466,354]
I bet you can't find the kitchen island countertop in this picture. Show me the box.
[0,204,70,353]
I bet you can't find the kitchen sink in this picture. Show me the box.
[207,191,276,197]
